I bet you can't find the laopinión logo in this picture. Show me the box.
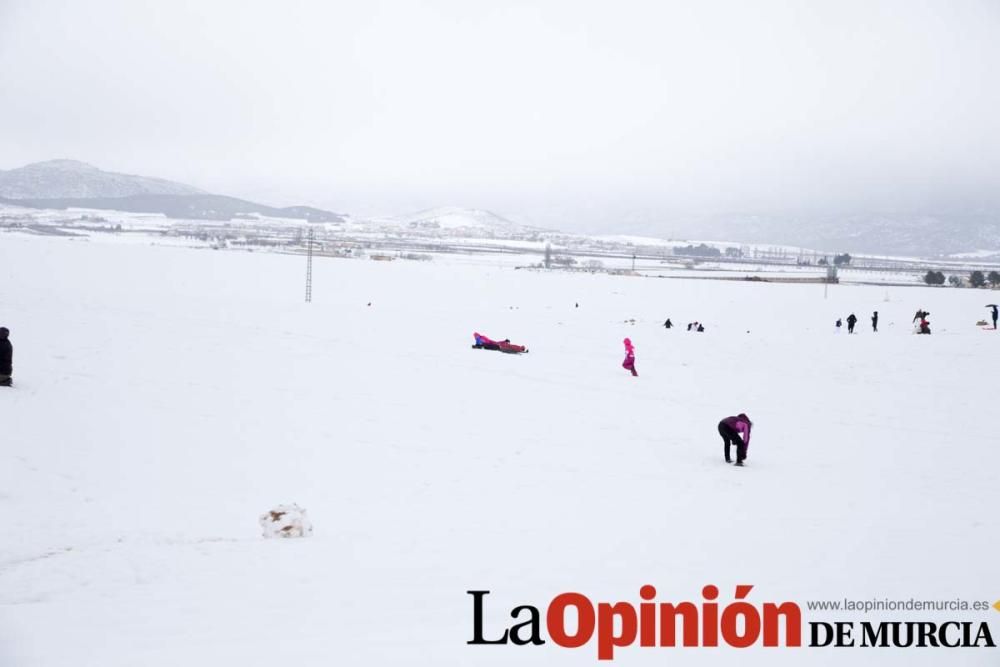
[467,586,998,660]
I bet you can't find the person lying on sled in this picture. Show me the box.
[474,332,526,352]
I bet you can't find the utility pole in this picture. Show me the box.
[304,227,314,303]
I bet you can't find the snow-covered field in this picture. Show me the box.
[0,232,997,666]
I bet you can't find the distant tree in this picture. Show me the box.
[674,243,722,258]
[969,270,986,288]
[923,270,945,285]
[988,271,1000,287]
[833,253,852,266]
[544,243,552,269]
[724,247,741,259]
[948,275,963,287]
[817,257,829,266]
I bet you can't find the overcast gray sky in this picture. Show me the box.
[2,0,999,232]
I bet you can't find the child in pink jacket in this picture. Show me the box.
[622,337,637,376]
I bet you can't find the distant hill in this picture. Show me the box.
[0,159,204,199]
[398,207,541,234]
[0,160,343,223]
[0,194,344,223]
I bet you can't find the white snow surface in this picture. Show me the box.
[0,232,997,666]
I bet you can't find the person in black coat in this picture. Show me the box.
[0,327,12,386]
[846,313,858,334]
[871,311,878,332]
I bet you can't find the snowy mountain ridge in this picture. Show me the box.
[0,159,205,199]
[0,160,343,223]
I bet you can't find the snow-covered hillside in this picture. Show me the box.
[400,206,537,233]
[0,232,997,666]
[402,206,517,229]
[0,160,204,199]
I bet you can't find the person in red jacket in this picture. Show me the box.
[718,413,752,466]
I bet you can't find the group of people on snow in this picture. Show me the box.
[662,318,704,332]
[913,309,931,335]
[473,299,1000,470]
[836,311,878,334]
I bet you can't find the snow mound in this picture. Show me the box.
[402,207,522,231]
[259,504,313,538]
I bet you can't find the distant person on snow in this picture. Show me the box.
[871,311,878,332]
[917,317,931,335]
[988,305,998,330]
[622,337,637,377]
[718,413,752,466]
[0,327,12,387]
[835,318,842,332]
[846,313,858,334]
[697,323,705,332]
[913,309,929,324]
[664,318,673,329]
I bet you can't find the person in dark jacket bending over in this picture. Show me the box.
[718,413,753,466]
[0,327,12,387]
[846,313,858,334]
